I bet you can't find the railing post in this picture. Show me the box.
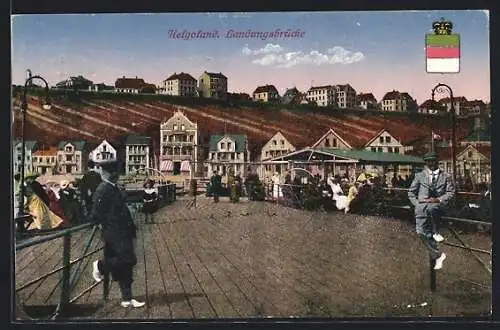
[429,255,436,292]
[59,232,71,316]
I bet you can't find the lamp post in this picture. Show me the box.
[431,83,456,184]
[17,73,52,219]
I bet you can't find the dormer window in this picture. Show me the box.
[221,142,225,150]
[227,142,232,150]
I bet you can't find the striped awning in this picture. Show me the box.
[181,160,191,172]
[160,160,173,171]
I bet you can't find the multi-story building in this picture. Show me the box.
[207,134,250,178]
[381,90,418,112]
[32,147,58,175]
[55,75,93,90]
[305,85,336,107]
[364,129,405,154]
[438,96,469,116]
[161,72,197,97]
[437,144,491,185]
[88,140,117,172]
[335,84,357,108]
[260,131,296,178]
[252,85,280,102]
[57,141,87,175]
[357,93,378,110]
[13,140,38,175]
[125,134,151,174]
[115,76,156,94]
[198,71,228,100]
[159,110,200,176]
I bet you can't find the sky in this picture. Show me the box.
[11,11,490,104]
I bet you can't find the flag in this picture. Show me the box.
[432,132,442,140]
[426,34,460,73]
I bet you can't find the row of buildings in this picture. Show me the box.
[51,73,490,117]
[13,111,491,185]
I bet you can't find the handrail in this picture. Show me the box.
[16,222,96,251]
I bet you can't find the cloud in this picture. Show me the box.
[242,43,284,56]
[242,44,365,68]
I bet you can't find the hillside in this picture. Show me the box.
[12,93,472,160]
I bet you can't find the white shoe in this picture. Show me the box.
[92,260,103,282]
[433,233,444,242]
[434,253,446,270]
[121,299,146,308]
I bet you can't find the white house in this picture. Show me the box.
[335,84,357,108]
[89,140,117,172]
[56,141,87,175]
[162,72,198,97]
[260,131,296,179]
[306,85,336,107]
[159,110,200,176]
[207,134,250,179]
[125,134,151,175]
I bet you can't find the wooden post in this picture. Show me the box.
[429,255,436,292]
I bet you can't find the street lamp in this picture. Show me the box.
[17,73,52,220]
[431,83,456,184]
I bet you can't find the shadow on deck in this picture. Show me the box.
[15,197,492,320]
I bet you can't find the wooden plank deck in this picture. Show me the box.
[15,196,492,319]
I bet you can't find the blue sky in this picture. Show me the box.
[11,10,490,103]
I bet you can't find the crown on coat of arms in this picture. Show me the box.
[432,17,453,35]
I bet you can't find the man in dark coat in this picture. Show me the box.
[88,160,145,308]
[80,160,102,218]
[210,170,222,203]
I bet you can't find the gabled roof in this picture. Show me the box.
[14,140,38,151]
[283,87,300,96]
[115,77,146,89]
[382,90,401,100]
[57,141,86,151]
[357,93,377,102]
[311,128,353,149]
[253,85,279,94]
[262,131,295,151]
[335,84,355,92]
[161,110,197,127]
[419,99,444,109]
[308,85,334,91]
[438,96,468,103]
[437,145,491,161]
[318,148,425,164]
[34,147,58,156]
[165,72,197,82]
[209,134,247,152]
[467,100,486,107]
[203,71,227,79]
[456,144,491,160]
[363,129,404,147]
[125,134,151,145]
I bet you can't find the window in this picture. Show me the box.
[273,140,277,146]
[468,151,473,158]
[266,151,269,157]
[332,139,337,147]
[173,124,178,130]
[388,147,393,153]
[377,147,383,152]
[394,147,400,154]
[385,136,391,143]
[227,142,232,149]
[379,137,384,143]
[181,124,185,130]
[281,140,285,145]
[371,147,376,152]
[66,155,72,161]
[325,138,330,147]
[76,155,80,162]
[65,146,72,152]
[221,142,225,150]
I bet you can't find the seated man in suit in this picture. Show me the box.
[408,151,456,270]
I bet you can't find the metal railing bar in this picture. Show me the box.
[16,223,96,251]
[69,277,102,304]
[441,241,491,255]
[443,216,492,227]
[16,246,104,292]
[68,226,100,292]
[448,227,492,275]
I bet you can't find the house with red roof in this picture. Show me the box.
[33,147,58,175]
[253,84,280,102]
[161,72,197,97]
[357,93,378,110]
[418,99,447,114]
[115,76,156,94]
[381,90,418,112]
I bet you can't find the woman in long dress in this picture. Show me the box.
[272,172,283,199]
[327,175,349,211]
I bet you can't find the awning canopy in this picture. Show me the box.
[180,160,191,172]
[160,160,173,171]
[266,147,425,165]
